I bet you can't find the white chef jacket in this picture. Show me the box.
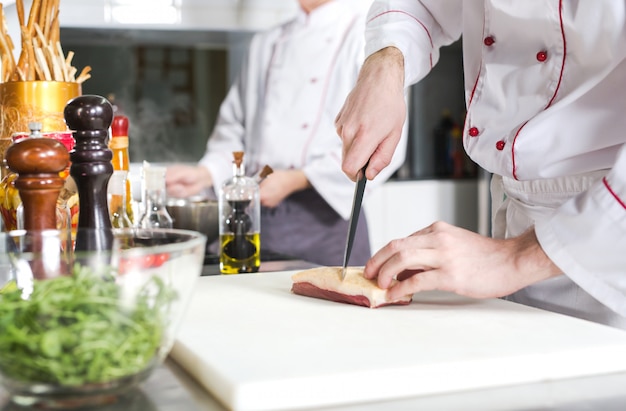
[199,0,407,221]
[365,0,626,325]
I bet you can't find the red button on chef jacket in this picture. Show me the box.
[536,50,548,62]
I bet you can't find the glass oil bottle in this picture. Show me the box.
[218,151,260,274]
[107,170,133,228]
[109,114,135,223]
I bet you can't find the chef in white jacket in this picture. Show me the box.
[166,0,407,266]
[336,1,626,328]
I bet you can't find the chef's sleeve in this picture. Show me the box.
[365,0,463,87]
[198,38,253,192]
[535,144,626,318]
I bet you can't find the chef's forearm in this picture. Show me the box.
[286,170,311,193]
[512,228,562,284]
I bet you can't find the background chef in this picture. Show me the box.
[166,0,407,266]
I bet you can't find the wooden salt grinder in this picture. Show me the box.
[64,95,114,252]
[5,138,69,230]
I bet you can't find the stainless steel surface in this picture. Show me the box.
[166,197,219,244]
[342,165,368,280]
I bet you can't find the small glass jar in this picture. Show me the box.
[138,164,173,229]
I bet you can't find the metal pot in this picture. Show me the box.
[166,197,219,244]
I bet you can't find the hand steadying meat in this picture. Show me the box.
[364,221,563,301]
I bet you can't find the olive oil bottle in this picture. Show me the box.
[219,152,261,274]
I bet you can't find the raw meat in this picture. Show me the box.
[291,266,412,308]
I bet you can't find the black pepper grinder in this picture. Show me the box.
[64,95,114,252]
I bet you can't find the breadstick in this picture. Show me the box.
[76,73,91,84]
[0,9,16,79]
[34,23,46,46]
[75,65,91,83]
[16,66,26,81]
[39,0,49,35]
[65,50,74,67]
[49,9,59,45]
[16,0,25,27]
[49,0,60,43]
[55,41,68,81]
[67,65,77,80]
[77,65,91,78]
[21,25,36,80]
[34,46,51,80]
[1,54,7,82]
[48,44,62,80]
[26,0,41,35]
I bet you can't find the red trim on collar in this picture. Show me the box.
[603,177,626,210]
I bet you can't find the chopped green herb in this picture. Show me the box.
[0,264,177,386]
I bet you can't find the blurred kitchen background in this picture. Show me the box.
[4,0,490,249]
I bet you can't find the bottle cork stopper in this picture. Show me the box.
[111,115,129,138]
[233,151,244,167]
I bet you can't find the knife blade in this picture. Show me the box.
[341,164,368,281]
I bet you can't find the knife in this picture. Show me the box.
[341,163,368,281]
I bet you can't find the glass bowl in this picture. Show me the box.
[0,228,206,409]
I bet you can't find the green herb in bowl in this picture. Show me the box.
[0,263,177,386]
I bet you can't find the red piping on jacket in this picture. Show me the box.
[603,177,626,210]
[464,13,486,146]
[511,0,566,180]
[368,10,435,68]
[300,16,359,167]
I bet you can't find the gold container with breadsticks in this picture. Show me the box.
[0,81,81,177]
[0,0,91,233]
[0,0,91,177]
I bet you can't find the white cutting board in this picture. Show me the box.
[170,271,626,411]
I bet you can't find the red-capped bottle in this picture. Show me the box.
[110,114,134,224]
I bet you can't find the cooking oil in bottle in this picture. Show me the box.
[219,152,260,274]
[107,170,133,228]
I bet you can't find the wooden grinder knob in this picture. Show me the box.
[5,138,69,231]
[64,95,114,252]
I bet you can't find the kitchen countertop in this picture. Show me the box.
[2,260,626,410]
[3,358,626,410]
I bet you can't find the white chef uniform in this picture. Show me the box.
[365,0,626,327]
[199,1,407,265]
